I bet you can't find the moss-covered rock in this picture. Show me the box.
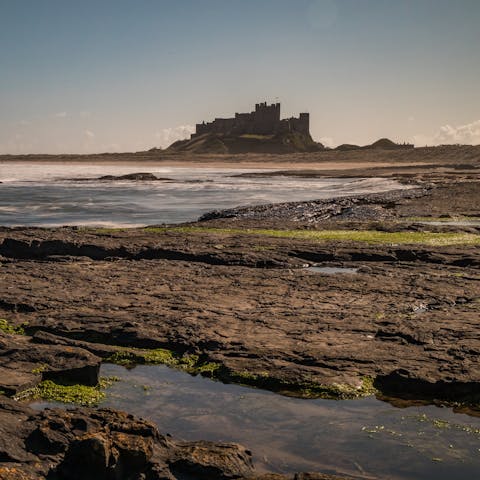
[106,347,220,377]
[16,377,118,406]
[0,318,26,335]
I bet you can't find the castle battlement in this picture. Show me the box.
[192,102,309,138]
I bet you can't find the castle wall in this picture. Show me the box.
[193,103,309,137]
[211,118,235,133]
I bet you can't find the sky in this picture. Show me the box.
[1,0,479,154]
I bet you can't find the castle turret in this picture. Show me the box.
[298,113,309,134]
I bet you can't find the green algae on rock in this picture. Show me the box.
[143,226,480,246]
[106,347,221,377]
[106,347,375,399]
[0,318,26,335]
[296,376,378,399]
[224,369,377,400]
[15,377,118,406]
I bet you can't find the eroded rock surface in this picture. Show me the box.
[0,190,479,403]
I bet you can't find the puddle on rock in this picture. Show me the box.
[31,364,480,480]
[307,266,359,274]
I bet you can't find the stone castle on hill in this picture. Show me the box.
[192,102,310,138]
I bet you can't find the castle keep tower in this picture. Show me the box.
[192,102,310,138]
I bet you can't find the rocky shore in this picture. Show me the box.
[0,172,479,478]
[0,395,345,480]
[198,186,430,223]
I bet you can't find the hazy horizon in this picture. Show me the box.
[1,0,479,155]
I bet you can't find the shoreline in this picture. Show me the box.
[1,143,479,167]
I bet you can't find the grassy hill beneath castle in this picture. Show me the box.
[167,131,323,154]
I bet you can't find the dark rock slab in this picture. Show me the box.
[0,366,40,396]
[0,332,101,393]
[64,172,173,182]
[98,172,172,181]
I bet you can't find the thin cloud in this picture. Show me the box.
[319,136,335,148]
[154,125,194,148]
[412,133,432,147]
[54,112,67,118]
[435,120,480,145]
[84,129,95,138]
[413,119,480,146]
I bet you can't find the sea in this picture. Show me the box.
[0,162,407,227]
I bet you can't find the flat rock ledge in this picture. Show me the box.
[0,396,347,480]
[0,331,101,396]
[1,221,480,405]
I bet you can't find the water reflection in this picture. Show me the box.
[32,364,480,480]
[307,266,359,274]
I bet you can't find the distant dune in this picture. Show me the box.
[167,131,324,154]
[1,144,479,170]
[336,138,414,151]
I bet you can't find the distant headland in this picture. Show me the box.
[168,102,321,154]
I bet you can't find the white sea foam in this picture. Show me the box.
[0,206,19,213]
[0,162,411,227]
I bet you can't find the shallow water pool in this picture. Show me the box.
[307,266,359,274]
[32,364,480,480]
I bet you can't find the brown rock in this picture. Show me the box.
[169,441,255,479]
[0,331,101,393]
[59,433,111,480]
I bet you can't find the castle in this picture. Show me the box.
[192,102,310,138]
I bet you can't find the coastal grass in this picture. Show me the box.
[239,134,275,140]
[143,226,480,246]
